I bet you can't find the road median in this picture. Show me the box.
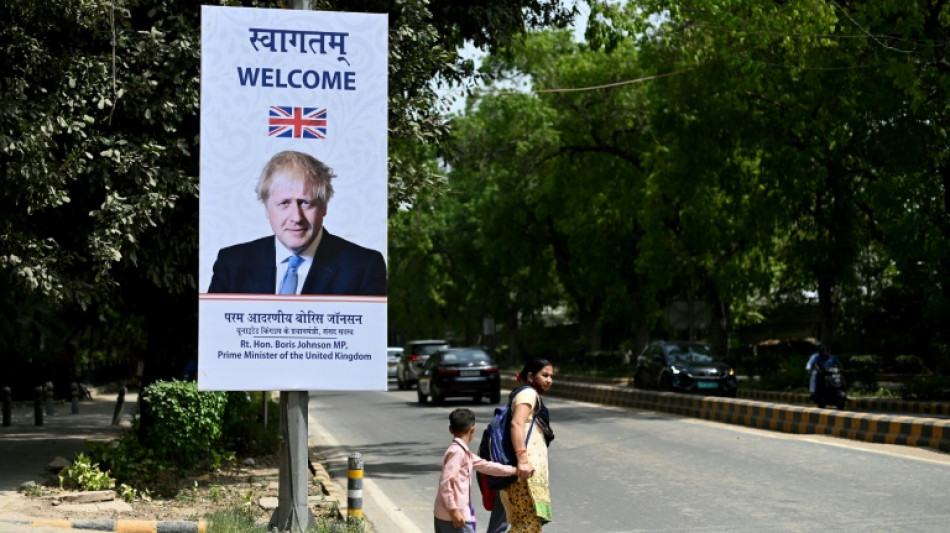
[506,377,950,453]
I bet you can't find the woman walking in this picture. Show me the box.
[502,358,555,532]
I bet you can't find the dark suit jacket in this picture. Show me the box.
[207,231,387,295]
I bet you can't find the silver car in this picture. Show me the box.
[396,340,449,389]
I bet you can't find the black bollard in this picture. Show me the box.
[111,386,126,426]
[34,386,44,426]
[2,387,11,427]
[44,381,55,416]
[70,382,80,414]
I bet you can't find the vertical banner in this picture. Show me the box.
[198,6,388,391]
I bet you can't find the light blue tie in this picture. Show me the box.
[278,255,304,294]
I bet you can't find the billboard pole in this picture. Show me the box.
[277,10,313,533]
[269,390,314,532]
[270,6,313,533]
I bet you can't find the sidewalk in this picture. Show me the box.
[0,392,134,491]
[0,391,135,532]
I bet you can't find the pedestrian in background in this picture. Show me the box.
[502,358,556,532]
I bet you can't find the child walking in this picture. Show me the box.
[434,408,519,533]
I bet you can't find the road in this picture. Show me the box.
[308,386,950,533]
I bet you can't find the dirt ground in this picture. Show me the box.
[0,453,343,525]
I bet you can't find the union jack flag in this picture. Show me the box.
[268,106,327,139]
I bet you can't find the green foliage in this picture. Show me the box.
[205,509,265,533]
[205,509,364,533]
[569,350,625,369]
[843,355,880,389]
[869,387,899,399]
[140,380,226,470]
[18,484,51,498]
[930,343,950,375]
[59,453,116,491]
[117,483,149,503]
[87,433,163,488]
[387,0,950,371]
[556,350,630,378]
[894,355,929,375]
[756,355,810,392]
[219,391,279,457]
[88,387,276,497]
[899,376,950,402]
[0,0,201,307]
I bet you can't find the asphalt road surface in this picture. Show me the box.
[308,387,950,533]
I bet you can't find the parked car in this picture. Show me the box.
[633,341,737,397]
[417,347,501,404]
[387,347,403,380]
[396,339,449,389]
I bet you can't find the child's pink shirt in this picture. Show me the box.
[434,437,516,523]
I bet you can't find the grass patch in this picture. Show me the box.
[205,509,364,533]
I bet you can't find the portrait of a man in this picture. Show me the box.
[207,150,387,296]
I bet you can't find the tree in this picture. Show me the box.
[595,0,949,356]
[444,87,565,356]
[432,0,950,364]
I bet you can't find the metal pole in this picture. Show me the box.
[44,381,55,415]
[70,382,80,414]
[111,386,126,425]
[1,387,11,427]
[34,386,44,426]
[347,452,364,522]
[263,391,269,429]
[269,391,314,532]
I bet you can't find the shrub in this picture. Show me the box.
[899,376,950,402]
[894,354,928,375]
[59,453,115,491]
[750,340,817,377]
[581,350,626,369]
[220,391,279,456]
[929,342,950,375]
[556,350,628,377]
[842,354,879,389]
[88,433,166,489]
[140,380,227,470]
[755,354,810,392]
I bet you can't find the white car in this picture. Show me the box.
[387,347,403,380]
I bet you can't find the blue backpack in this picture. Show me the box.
[476,386,535,502]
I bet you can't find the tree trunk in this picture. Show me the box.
[817,275,835,347]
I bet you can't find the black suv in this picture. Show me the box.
[396,339,449,389]
[633,341,737,397]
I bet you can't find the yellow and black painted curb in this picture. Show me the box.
[505,377,950,453]
[310,449,347,516]
[0,518,206,532]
